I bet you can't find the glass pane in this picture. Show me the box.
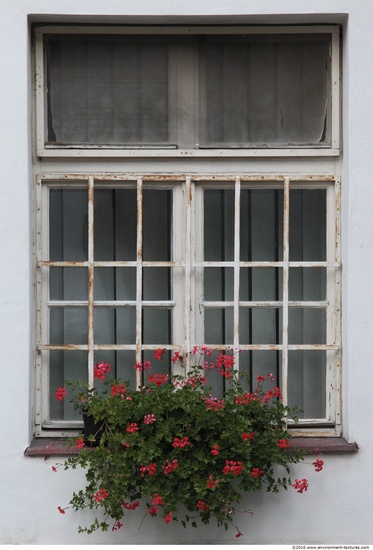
[143,268,171,301]
[290,189,326,261]
[49,350,87,420]
[143,190,172,261]
[46,36,169,145]
[94,350,137,389]
[204,308,233,344]
[288,350,326,418]
[240,308,281,344]
[50,308,88,344]
[94,308,136,344]
[289,268,326,301]
[200,349,227,398]
[204,268,233,301]
[289,309,326,345]
[143,349,172,379]
[204,189,234,261]
[240,189,283,261]
[50,189,88,261]
[200,34,330,146]
[143,308,171,344]
[239,350,281,392]
[95,268,136,301]
[95,189,137,261]
[240,268,282,301]
[50,267,88,301]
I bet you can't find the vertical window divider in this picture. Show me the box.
[35,175,43,428]
[36,175,43,354]
[234,177,241,366]
[88,176,95,387]
[282,177,290,406]
[334,176,342,425]
[136,177,143,389]
[184,177,192,371]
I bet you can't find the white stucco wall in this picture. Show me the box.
[0,0,373,544]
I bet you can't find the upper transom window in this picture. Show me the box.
[35,26,340,156]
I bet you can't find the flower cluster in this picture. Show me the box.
[292,478,309,494]
[313,458,324,472]
[203,396,225,411]
[126,422,139,433]
[147,373,168,386]
[92,489,109,503]
[94,362,111,381]
[222,460,244,476]
[55,387,67,401]
[111,384,127,398]
[211,445,219,456]
[122,501,140,511]
[162,459,179,474]
[139,463,157,477]
[55,349,323,537]
[172,437,190,448]
[241,432,255,442]
[134,361,151,372]
[143,413,156,425]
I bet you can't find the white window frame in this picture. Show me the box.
[34,173,341,437]
[33,23,342,439]
[34,24,340,159]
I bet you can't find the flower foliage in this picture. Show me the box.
[55,347,321,536]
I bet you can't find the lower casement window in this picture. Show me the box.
[35,173,341,435]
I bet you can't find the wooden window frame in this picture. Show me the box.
[34,24,340,159]
[34,173,341,438]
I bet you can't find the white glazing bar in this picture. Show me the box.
[35,175,43,350]
[184,177,192,370]
[234,177,241,363]
[35,32,46,156]
[39,261,89,267]
[39,345,89,351]
[39,173,336,183]
[331,28,340,150]
[334,176,342,426]
[136,177,143,389]
[35,175,43,431]
[282,177,290,406]
[87,176,95,388]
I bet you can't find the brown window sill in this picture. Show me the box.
[25,436,358,457]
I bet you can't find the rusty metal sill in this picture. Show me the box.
[24,437,358,457]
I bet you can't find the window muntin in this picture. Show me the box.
[36,26,340,155]
[36,174,340,432]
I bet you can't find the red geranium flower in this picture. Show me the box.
[211,445,219,456]
[163,511,173,524]
[250,467,264,478]
[55,387,67,401]
[75,438,85,450]
[197,500,209,511]
[94,362,111,380]
[92,489,109,502]
[153,348,166,360]
[292,478,309,494]
[241,432,255,441]
[126,423,139,433]
[172,436,190,448]
[313,458,324,472]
